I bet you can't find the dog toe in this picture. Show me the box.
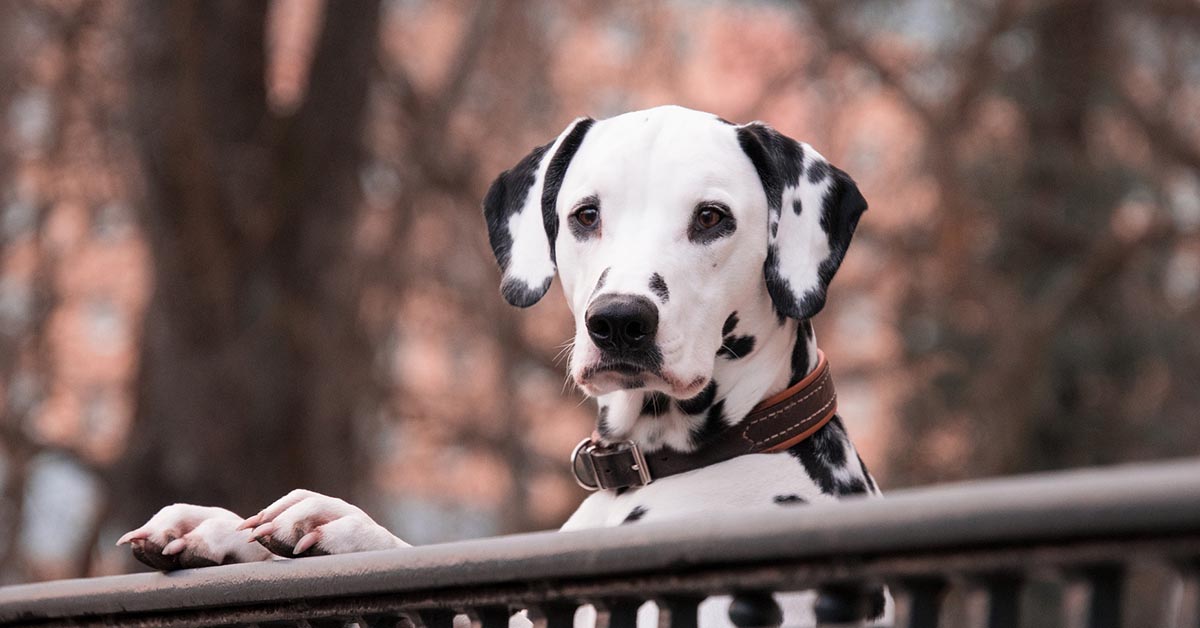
[121,504,271,570]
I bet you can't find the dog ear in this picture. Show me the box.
[736,123,867,320]
[483,117,595,307]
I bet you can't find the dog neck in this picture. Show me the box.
[594,311,819,454]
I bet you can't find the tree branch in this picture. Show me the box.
[1115,86,1200,172]
[799,0,938,128]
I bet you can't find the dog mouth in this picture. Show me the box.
[577,360,708,398]
[580,360,659,381]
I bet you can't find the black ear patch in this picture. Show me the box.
[482,118,595,308]
[737,123,867,320]
[540,118,595,265]
[483,142,552,307]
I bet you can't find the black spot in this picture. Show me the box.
[840,478,868,494]
[499,276,554,309]
[591,267,610,299]
[867,588,887,620]
[786,416,871,496]
[806,159,830,184]
[773,494,808,505]
[792,198,803,216]
[857,452,879,494]
[648,273,669,303]
[677,380,717,415]
[623,378,645,390]
[718,334,756,360]
[690,399,727,448]
[722,312,739,336]
[641,392,670,416]
[597,406,611,437]
[540,118,595,265]
[622,505,647,524]
[788,320,814,386]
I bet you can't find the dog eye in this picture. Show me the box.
[572,205,600,228]
[693,204,728,230]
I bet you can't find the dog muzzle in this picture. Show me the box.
[571,351,838,491]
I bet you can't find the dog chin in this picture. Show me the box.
[576,369,709,399]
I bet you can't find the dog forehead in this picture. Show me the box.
[561,106,753,206]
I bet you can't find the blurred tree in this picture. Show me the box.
[803,0,1200,483]
[0,0,1196,585]
[115,1,383,526]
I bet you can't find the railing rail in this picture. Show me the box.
[1,459,1198,627]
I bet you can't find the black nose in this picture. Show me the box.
[586,294,659,352]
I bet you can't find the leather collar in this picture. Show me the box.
[571,350,838,491]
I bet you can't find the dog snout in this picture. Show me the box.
[586,294,659,352]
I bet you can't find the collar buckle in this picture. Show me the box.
[571,438,653,492]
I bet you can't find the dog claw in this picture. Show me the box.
[236,513,262,531]
[250,521,277,542]
[119,504,274,570]
[293,530,321,555]
[116,529,147,546]
[161,538,188,556]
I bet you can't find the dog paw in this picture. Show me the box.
[238,489,409,557]
[117,504,274,571]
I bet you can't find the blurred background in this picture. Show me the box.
[0,0,1196,584]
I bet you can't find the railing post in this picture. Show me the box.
[363,614,420,628]
[896,576,946,628]
[417,608,460,628]
[527,602,580,628]
[728,591,782,628]
[466,606,514,628]
[1170,558,1200,628]
[300,619,357,628]
[656,595,703,628]
[596,598,643,628]
[967,572,1022,628]
[814,583,882,625]
[1063,564,1125,628]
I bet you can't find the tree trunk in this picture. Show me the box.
[115,0,383,530]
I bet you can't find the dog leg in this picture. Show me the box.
[238,489,410,557]
[117,504,274,570]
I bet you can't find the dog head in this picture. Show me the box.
[483,106,866,401]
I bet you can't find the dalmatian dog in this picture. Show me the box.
[119,105,885,625]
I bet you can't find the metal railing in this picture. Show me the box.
[0,460,1198,628]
